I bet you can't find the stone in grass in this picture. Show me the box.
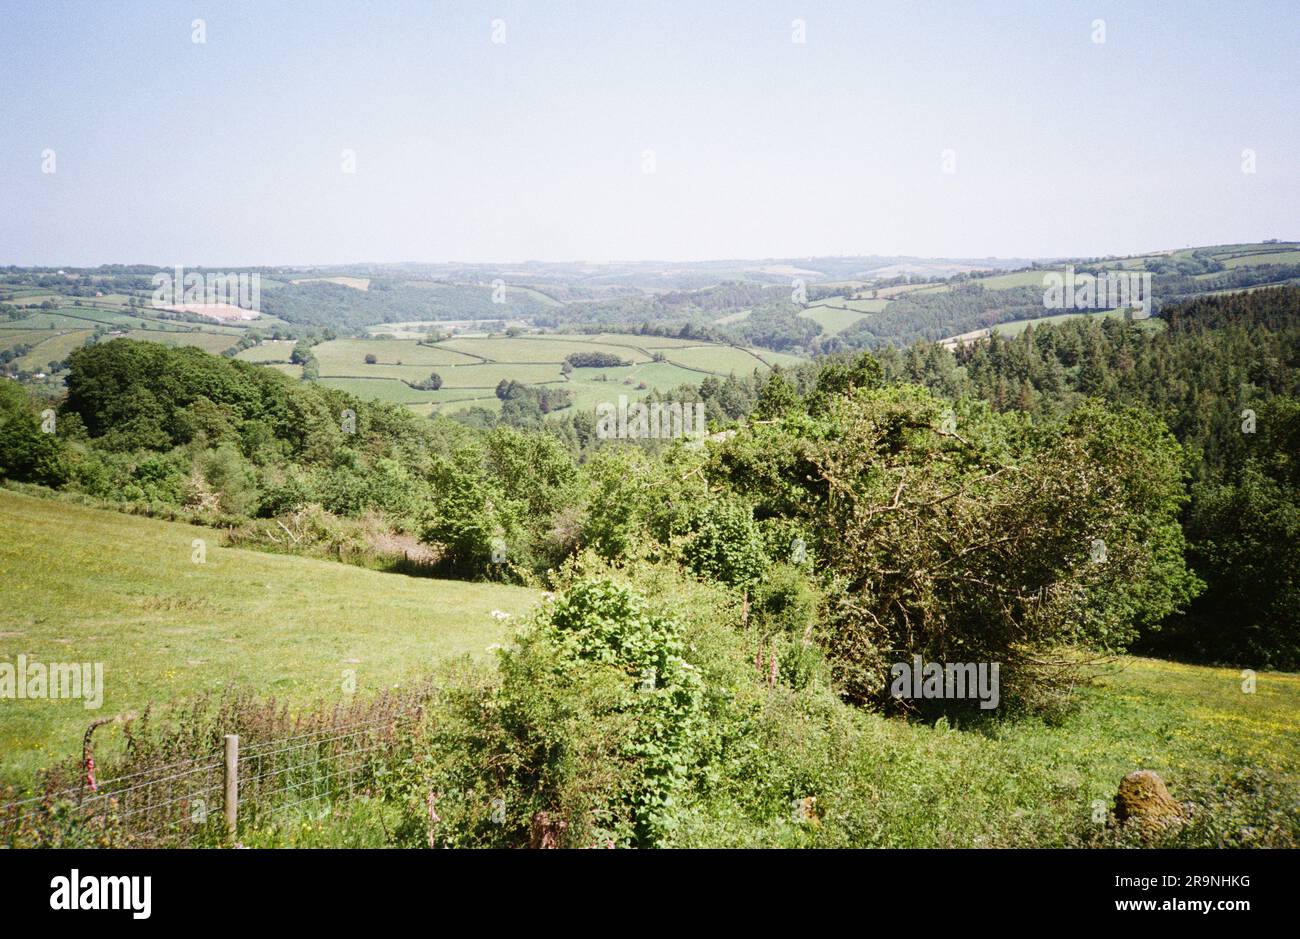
[1113,770,1189,836]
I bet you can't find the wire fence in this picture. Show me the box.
[0,708,424,848]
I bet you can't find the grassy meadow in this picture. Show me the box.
[0,489,540,784]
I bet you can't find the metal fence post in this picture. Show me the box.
[224,733,239,837]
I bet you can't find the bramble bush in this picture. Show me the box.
[391,575,705,847]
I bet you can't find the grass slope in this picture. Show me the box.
[0,489,540,782]
[748,656,1300,848]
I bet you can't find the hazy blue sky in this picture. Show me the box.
[1,0,1296,266]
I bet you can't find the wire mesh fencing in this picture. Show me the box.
[233,716,404,830]
[0,752,225,848]
[1,703,427,848]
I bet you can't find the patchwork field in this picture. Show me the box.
[246,332,801,416]
[0,289,261,372]
[0,489,541,783]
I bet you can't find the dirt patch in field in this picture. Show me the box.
[162,303,261,322]
[292,276,370,291]
[367,530,440,565]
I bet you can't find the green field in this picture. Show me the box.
[138,330,239,355]
[15,329,95,369]
[7,295,65,306]
[592,334,712,350]
[2,320,237,359]
[816,653,1300,848]
[0,330,60,353]
[664,344,769,374]
[1222,250,1300,268]
[234,339,297,363]
[436,336,654,364]
[317,377,460,403]
[913,269,1057,294]
[798,297,891,336]
[799,305,869,336]
[314,339,480,371]
[0,489,541,783]
[241,332,803,415]
[839,298,890,313]
[9,308,148,329]
[404,395,503,417]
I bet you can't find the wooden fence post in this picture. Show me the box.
[224,733,239,837]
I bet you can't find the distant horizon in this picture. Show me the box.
[7,237,1298,273]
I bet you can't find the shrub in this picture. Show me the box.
[0,412,69,487]
[192,443,258,516]
[670,495,767,589]
[422,445,526,578]
[504,580,704,845]
[391,576,706,848]
[565,351,627,368]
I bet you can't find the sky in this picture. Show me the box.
[0,0,1296,266]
